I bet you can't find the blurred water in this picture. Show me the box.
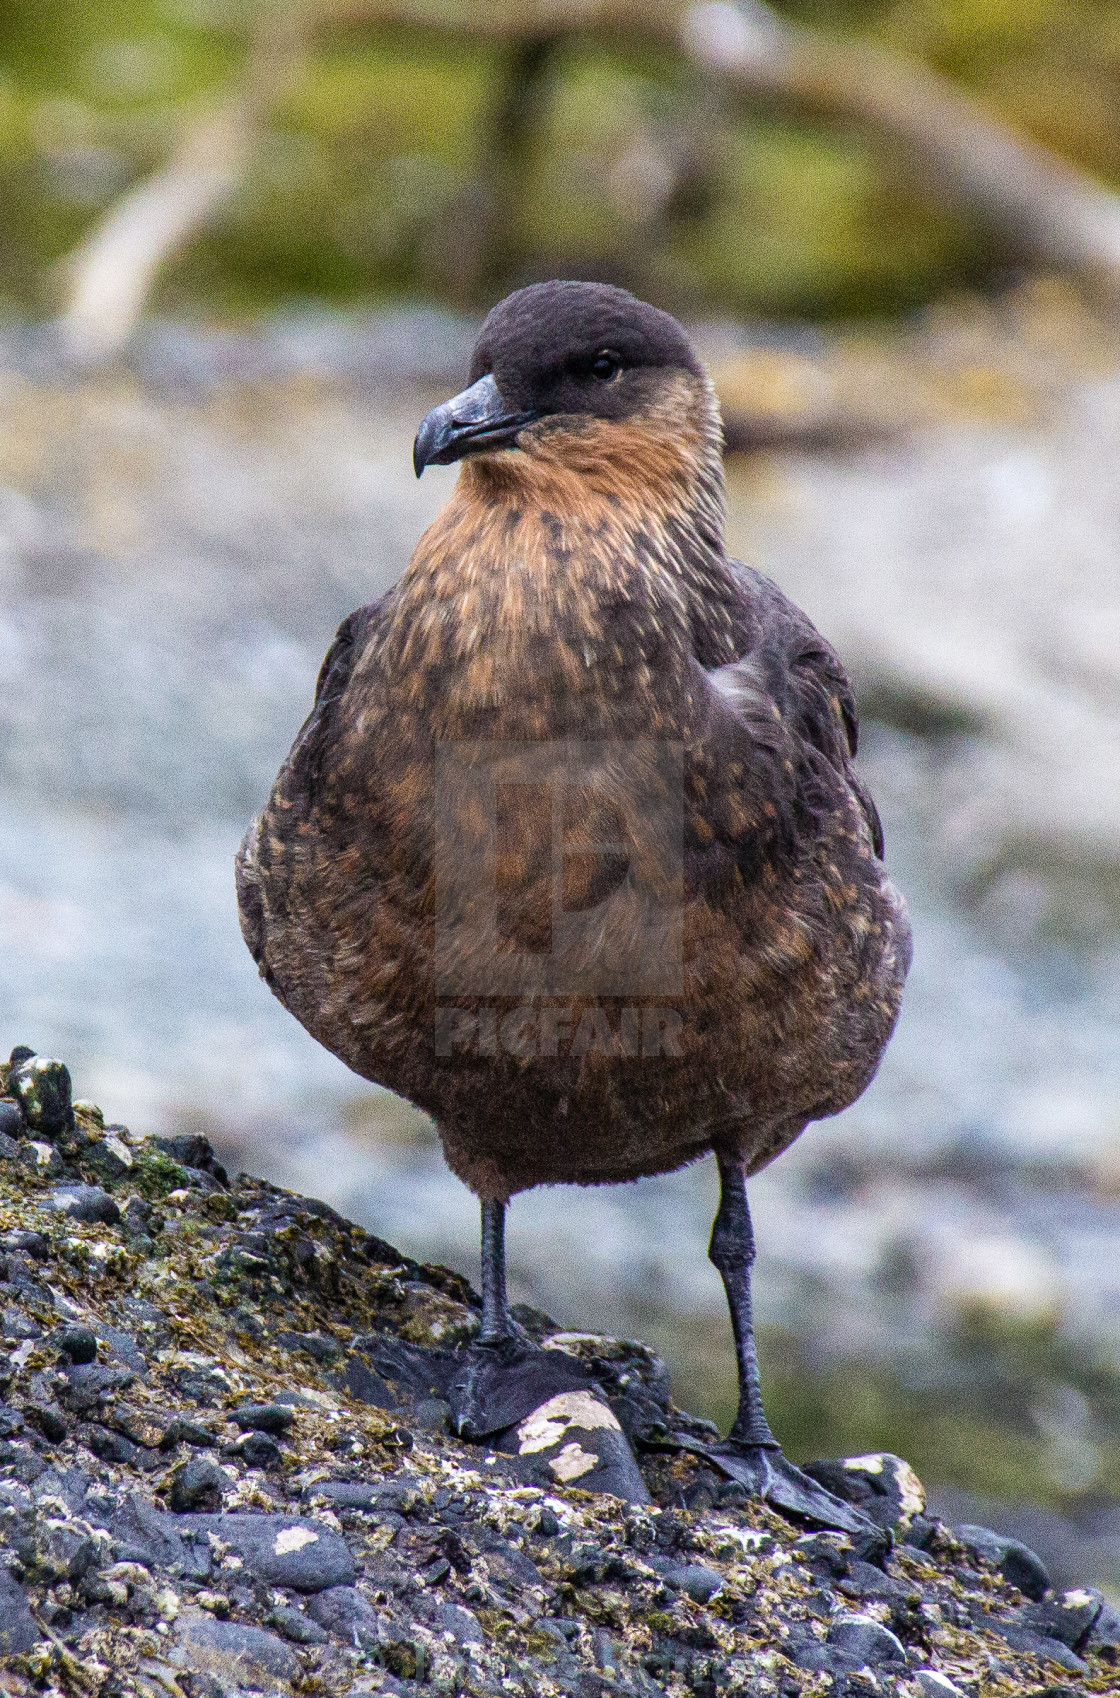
[1,312,1120,1511]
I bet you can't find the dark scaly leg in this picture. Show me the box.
[709,1154,779,1448]
[706,1152,877,1535]
[450,1193,596,1440]
[479,1198,513,1343]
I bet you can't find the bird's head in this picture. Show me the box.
[413,281,722,498]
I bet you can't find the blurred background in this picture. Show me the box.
[2,0,1120,1594]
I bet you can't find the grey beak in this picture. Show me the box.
[413,374,539,477]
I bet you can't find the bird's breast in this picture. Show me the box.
[380,484,696,748]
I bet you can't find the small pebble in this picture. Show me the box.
[270,1605,328,1646]
[235,1402,295,1436]
[168,1455,227,1512]
[53,1325,97,1364]
[49,1186,120,1226]
[224,1430,283,1469]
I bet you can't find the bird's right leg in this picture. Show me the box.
[450,1194,600,1443]
[706,1151,877,1536]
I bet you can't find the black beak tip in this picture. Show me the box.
[413,437,425,479]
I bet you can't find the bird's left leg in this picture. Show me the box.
[479,1198,514,1343]
[707,1151,876,1535]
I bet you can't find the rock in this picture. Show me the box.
[84,1133,133,1182]
[178,1513,357,1592]
[96,1322,147,1375]
[1088,1599,1120,1654]
[647,1555,724,1603]
[308,1480,382,1511]
[0,1562,40,1653]
[8,1053,73,1136]
[495,1387,651,1503]
[169,1612,300,1684]
[49,1184,121,1225]
[1,1228,48,1261]
[53,1324,98,1364]
[826,1612,908,1666]
[78,1423,138,1466]
[0,1103,22,1144]
[234,1401,295,1435]
[222,1430,282,1468]
[161,1415,218,1450]
[991,1623,1088,1672]
[168,1457,227,1513]
[0,1050,1112,1698]
[105,1494,212,1581]
[59,1360,133,1415]
[19,1141,63,1179]
[305,1583,384,1648]
[276,1328,341,1364]
[121,1196,154,1237]
[270,1603,329,1644]
[954,1522,1051,1601]
[915,1675,963,1697]
[432,1600,484,1646]
[804,1451,925,1534]
[1015,1587,1103,1649]
[2,1306,42,1341]
[24,1401,67,1443]
[840,1556,911,1601]
[153,1134,224,1182]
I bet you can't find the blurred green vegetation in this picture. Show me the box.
[661,1305,1120,1519]
[3,1,1120,321]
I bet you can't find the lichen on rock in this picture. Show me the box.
[0,1047,1115,1696]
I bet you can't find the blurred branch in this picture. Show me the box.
[59,0,1120,359]
[678,3,1120,285]
[327,0,1120,288]
[60,104,252,362]
[59,5,310,363]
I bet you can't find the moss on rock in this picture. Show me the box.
[0,1055,1115,1695]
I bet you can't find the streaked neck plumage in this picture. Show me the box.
[383,372,741,739]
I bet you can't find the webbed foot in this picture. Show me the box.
[449,1335,592,1441]
[704,1439,879,1536]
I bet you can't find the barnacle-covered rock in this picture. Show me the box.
[6,1050,73,1138]
[0,1048,1110,1697]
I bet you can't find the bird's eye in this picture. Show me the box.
[590,350,621,381]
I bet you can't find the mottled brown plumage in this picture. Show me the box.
[238,287,907,1199]
[237,282,910,1525]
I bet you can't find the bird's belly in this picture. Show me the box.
[342,870,908,1198]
